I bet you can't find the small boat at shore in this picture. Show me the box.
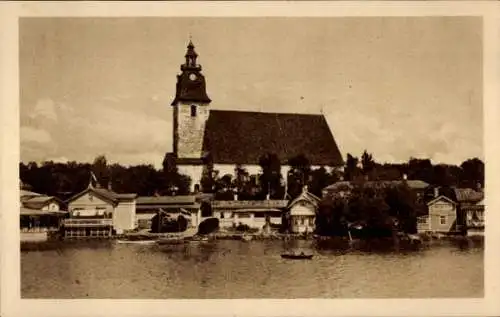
[241,234,253,242]
[189,236,209,242]
[281,252,314,260]
[156,238,187,245]
[116,239,156,245]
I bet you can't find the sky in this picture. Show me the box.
[19,17,483,168]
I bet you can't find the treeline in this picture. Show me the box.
[19,150,484,201]
[20,154,192,199]
[315,183,423,237]
[344,151,484,189]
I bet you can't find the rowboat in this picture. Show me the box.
[188,235,209,243]
[116,239,156,245]
[241,234,253,242]
[281,252,314,260]
[156,238,187,245]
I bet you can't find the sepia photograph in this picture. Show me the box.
[1,2,500,317]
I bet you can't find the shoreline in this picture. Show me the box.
[21,230,484,244]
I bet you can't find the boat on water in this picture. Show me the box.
[190,236,209,242]
[156,237,188,245]
[281,252,314,260]
[116,239,156,245]
[241,234,253,242]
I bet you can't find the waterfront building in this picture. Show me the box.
[210,199,287,230]
[136,195,201,230]
[285,186,320,233]
[417,186,484,235]
[20,189,67,242]
[64,183,137,238]
[464,198,484,236]
[170,41,344,193]
[454,187,484,236]
[418,195,458,233]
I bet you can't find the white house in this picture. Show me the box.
[211,199,287,230]
[19,189,67,242]
[418,195,458,233]
[65,184,137,237]
[286,186,321,234]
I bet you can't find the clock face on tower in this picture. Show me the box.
[189,73,197,81]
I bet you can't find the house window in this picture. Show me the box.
[439,216,447,225]
[190,105,197,117]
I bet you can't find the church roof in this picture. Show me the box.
[202,110,343,166]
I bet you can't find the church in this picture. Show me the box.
[170,41,344,192]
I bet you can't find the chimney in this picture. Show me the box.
[233,193,238,201]
[107,181,112,191]
[303,185,308,193]
[402,174,408,181]
[434,187,439,198]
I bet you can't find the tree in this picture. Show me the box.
[344,153,360,181]
[309,166,330,198]
[287,154,312,198]
[233,165,248,195]
[159,152,192,195]
[361,150,376,179]
[258,153,284,199]
[407,158,433,184]
[460,158,484,189]
[385,184,418,233]
[200,154,217,193]
[92,155,110,188]
[315,195,349,236]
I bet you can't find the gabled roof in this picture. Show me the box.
[20,190,42,198]
[201,110,344,166]
[288,187,321,209]
[20,207,67,216]
[427,195,456,206]
[22,196,62,209]
[67,186,137,205]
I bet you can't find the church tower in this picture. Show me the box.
[171,40,211,162]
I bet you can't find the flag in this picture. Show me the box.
[89,171,98,187]
[91,171,98,183]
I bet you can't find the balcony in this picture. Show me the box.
[63,218,113,227]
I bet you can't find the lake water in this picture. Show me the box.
[21,239,483,298]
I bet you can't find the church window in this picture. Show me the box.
[191,105,197,117]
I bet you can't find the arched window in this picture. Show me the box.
[190,105,197,117]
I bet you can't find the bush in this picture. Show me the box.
[150,214,188,233]
[197,217,219,235]
[233,223,259,233]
